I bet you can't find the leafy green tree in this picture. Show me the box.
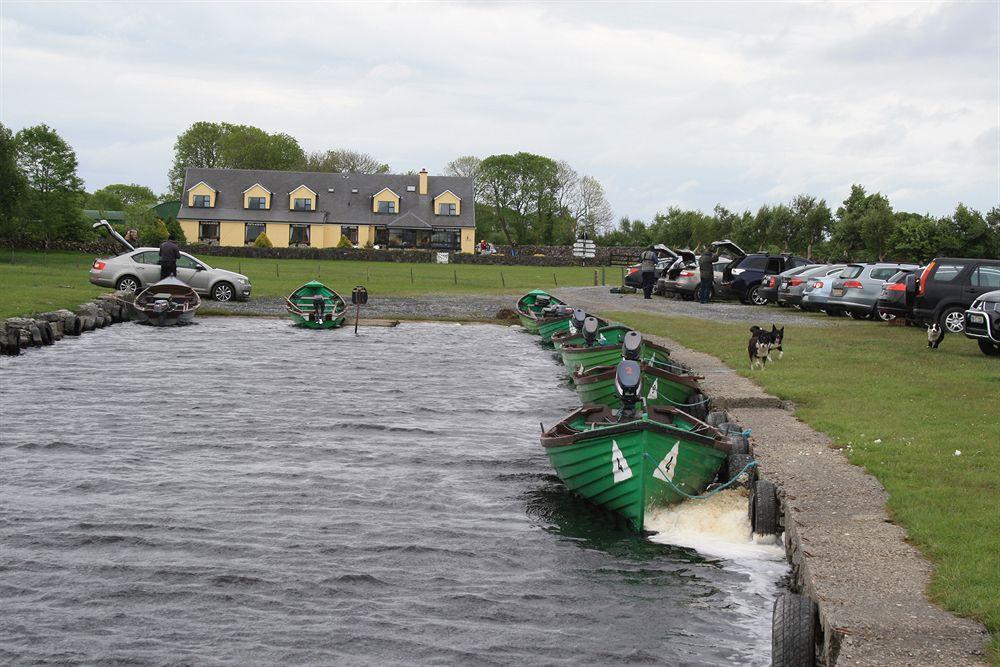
[859,193,895,261]
[301,148,389,174]
[479,152,562,245]
[168,121,226,195]
[790,195,832,259]
[889,212,943,262]
[87,183,157,211]
[986,206,1000,259]
[945,204,991,257]
[0,123,27,241]
[831,185,869,260]
[15,124,86,244]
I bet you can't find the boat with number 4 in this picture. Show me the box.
[541,359,731,531]
[132,277,201,326]
[285,281,348,329]
[516,290,567,334]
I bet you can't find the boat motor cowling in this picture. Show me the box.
[622,331,642,361]
[615,360,642,415]
[582,317,600,346]
[571,309,588,332]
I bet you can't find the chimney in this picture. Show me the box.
[418,168,428,195]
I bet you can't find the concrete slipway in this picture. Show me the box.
[555,287,988,666]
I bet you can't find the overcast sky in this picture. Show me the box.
[2,1,997,220]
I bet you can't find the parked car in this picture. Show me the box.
[624,244,681,289]
[964,290,1000,356]
[825,263,919,320]
[777,264,846,308]
[712,240,812,305]
[758,265,819,306]
[90,248,253,301]
[911,258,1000,333]
[875,268,921,320]
[658,256,727,300]
[801,267,847,314]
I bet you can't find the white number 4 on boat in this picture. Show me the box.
[652,442,680,482]
[611,440,633,483]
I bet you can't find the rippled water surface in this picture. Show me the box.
[1,318,784,665]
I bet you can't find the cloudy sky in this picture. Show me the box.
[2,1,997,220]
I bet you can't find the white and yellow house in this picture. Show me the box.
[177,167,476,252]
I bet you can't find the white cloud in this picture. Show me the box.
[0,0,996,216]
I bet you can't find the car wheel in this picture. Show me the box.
[978,340,1000,356]
[940,307,966,334]
[846,310,870,320]
[876,308,896,322]
[212,281,235,302]
[115,275,141,293]
[824,308,842,317]
[747,286,768,306]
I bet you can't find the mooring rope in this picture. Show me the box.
[642,452,757,500]
[657,394,713,408]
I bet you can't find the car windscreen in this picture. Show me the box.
[840,265,864,279]
[870,267,903,281]
[781,264,816,277]
[800,265,836,278]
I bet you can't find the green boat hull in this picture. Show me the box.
[289,313,347,329]
[537,315,573,343]
[516,289,565,335]
[518,313,541,334]
[553,324,631,350]
[286,280,347,329]
[574,365,702,411]
[542,407,728,530]
[560,342,670,377]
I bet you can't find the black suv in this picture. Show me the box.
[712,240,812,305]
[911,258,1000,333]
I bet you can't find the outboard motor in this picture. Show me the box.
[582,317,600,347]
[622,331,642,361]
[615,360,643,418]
[535,295,551,308]
[570,309,587,333]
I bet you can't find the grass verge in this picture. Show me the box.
[601,309,999,662]
[0,250,606,319]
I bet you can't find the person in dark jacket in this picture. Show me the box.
[697,248,718,303]
[639,245,658,299]
[159,235,180,279]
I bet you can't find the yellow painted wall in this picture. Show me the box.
[243,184,271,209]
[267,223,290,248]
[461,229,475,253]
[357,225,374,247]
[219,222,243,247]
[288,185,317,211]
[418,170,428,195]
[434,191,461,216]
[187,182,216,207]
[178,219,199,242]
[372,188,400,213]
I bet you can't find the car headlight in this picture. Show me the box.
[238,277,250,285]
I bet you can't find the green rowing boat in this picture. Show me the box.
[541,362,730,531]
[516,289,566,334]
[573,363,710,420]
[285,281,348,329]
[539,308,609,344]
[552,323,631,350]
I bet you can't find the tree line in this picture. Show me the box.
[598,188,999,264]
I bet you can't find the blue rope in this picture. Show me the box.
[642,452,757,500]
[658,394,713,408]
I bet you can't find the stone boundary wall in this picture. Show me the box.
[1,292,135,356]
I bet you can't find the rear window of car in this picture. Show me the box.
[972,265,1000,288]
[740,256,769,270]
[930,263,966,282]
[766,258,783,273]
[131,251,158,265]
[870,267,900,281]
[840,265,864,279]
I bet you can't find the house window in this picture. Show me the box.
[377,200,396,214]
[293,198,313,211]
[289,224,310,247]
[437,203,457,216]
[431,229,461,250]
[198,221,219,244]
[341,226,358,245]
[193,195,212,208]
[387,229,431,248]
[245,223,266,245]
[375,227,389,247]
[247,197,267,210]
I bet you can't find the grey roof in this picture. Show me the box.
[177,167,475,229]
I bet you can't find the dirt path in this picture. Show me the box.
[561,290,988,666]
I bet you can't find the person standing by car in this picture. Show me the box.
[158,234,180,279]
[640,245,658,299]
[698,248,718,303]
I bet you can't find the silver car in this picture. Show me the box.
[659,258,728,299]
[801,267,847,314]
[90,248,252,301]
[825,263,919,320]
[777,264,846,308]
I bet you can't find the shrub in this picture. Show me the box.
[164,218,186,244]
[337,235,353,248]
[253,232,273,248]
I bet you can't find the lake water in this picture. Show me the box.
[1,318,786,665]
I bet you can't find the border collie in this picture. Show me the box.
[927,323,945,349]
[749,326,772,370]
[769,325,785,359]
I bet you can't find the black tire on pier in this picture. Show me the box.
[772,593,818,667]
[727,434,749,456]
[686,392,709,421]
[706,410,730,427]
[751,479,779,535]
[977,339,1000,356]
[725,453,754,486]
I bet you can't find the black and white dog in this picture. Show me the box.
[768,325,785,359]
[748,326,772,370]
[927,323,945,349]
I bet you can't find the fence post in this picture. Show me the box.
[276,263,279,277]
[453,269,457,285]
[602,267,606,286]
[410,267,414,284]
[500,272,505,287]
[593,270,598,286]
[553,273,558,286]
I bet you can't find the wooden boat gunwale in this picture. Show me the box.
[285,281,348,323]
[133,278,201,323]
[572,362,703,389]
[541,405,726,452]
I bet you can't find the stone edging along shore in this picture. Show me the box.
[0,291,135,356]
[560,294,988,666]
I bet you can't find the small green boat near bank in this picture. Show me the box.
[541,361,731,531]
[573,363,710,420]
[538,308,609,344]
[560,324,673,377]
[285,281,348,329]
[552,323,631,350]
[516,290,567,334]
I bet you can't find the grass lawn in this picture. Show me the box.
[0,250,607,318]
[601,309,1000,662]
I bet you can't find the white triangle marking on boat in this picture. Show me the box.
[647,378,659,400]
[568,324,577,335]
[611,440,633,483]
[653,441,680,482]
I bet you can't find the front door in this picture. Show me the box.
[175,254,212,293]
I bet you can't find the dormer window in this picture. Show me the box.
[433,190,461,216]
[378,200,396,214]
[287,184,317,211]
[187,181,217,208]
[373,187,400,215]
[243,183,272,210]
[294,198,313,211]
[438,203,457,216]
[193,195,212,208]
[247,197,267,210]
